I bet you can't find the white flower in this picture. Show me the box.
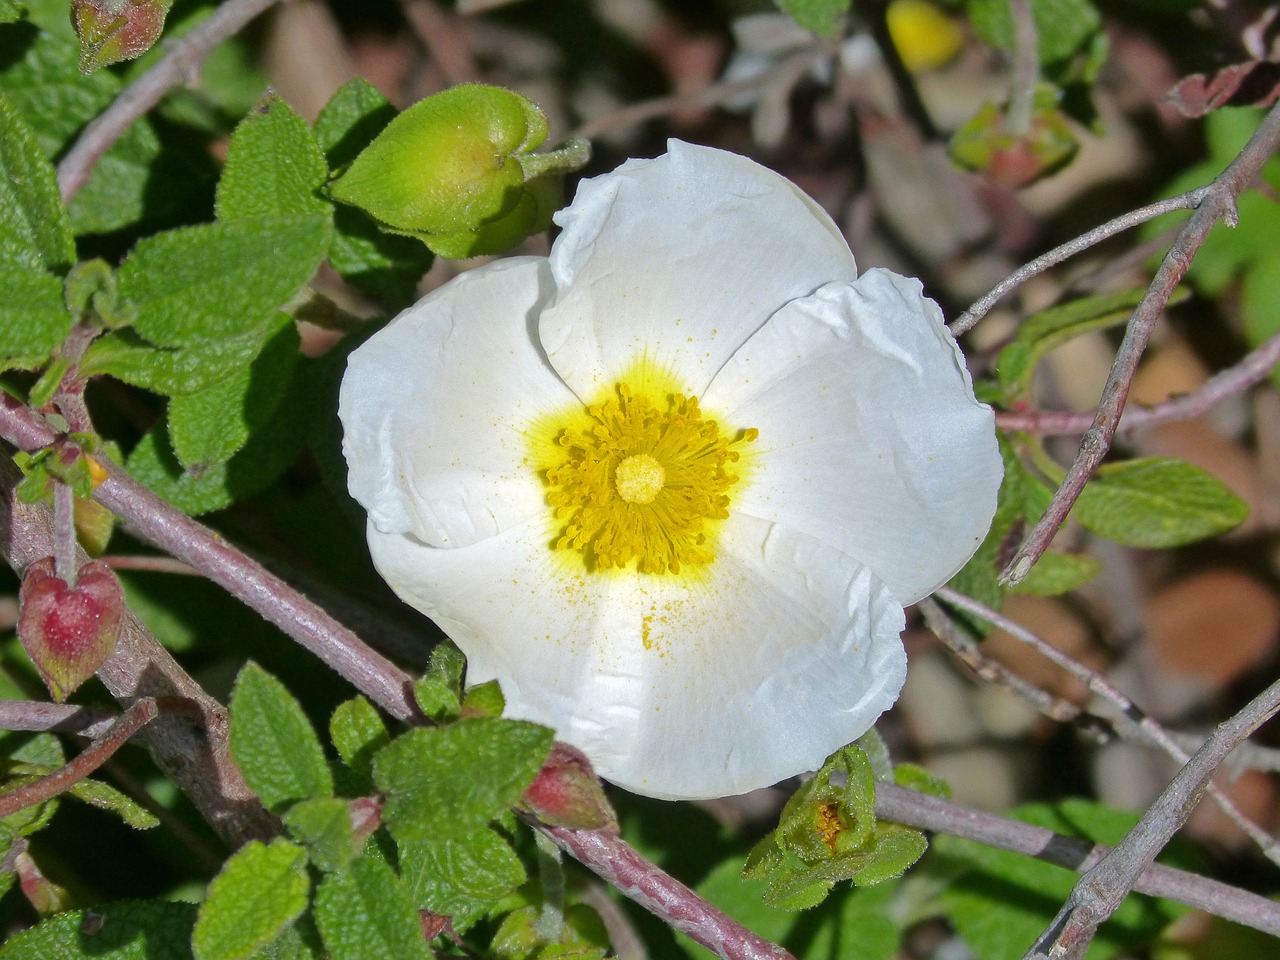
[339,140,1001,801]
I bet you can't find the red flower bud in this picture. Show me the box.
[18,558,124,702]
[521,742,618,833]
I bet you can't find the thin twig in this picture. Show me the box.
[1006,0,1040,137]
[0,698,157,820]
[875,783,1280,937]
[52,481,76,582]
[100,554,202,575]
[997,323,1280,437]
[951,189,1210,336]
[934,587,1280,864]
[539,823,796,960]
[1001,102,1280,586]
[1023,676,1280,959]
[918,598,1082,723]
[56,0,284,202]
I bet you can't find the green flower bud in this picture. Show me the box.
[949,89,1079,188]
[329,85,589,258]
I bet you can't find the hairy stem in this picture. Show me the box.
[0,699,157,820]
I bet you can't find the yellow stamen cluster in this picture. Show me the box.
[544,383,756,574]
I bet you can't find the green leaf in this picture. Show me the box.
[194,838,310,960]
[680,857,899,960]
[314,77,397,167]
[413,641,466,722]
[217,95,329,222]
[1,731,64,837]
[124,355,311,515]
[329,695,390,783]
[167,320,300,469]
[997,288,1188,402]
[399,826,527,931]
[80,314,293,396]
[68,776,160,829]
[1075,457,1249,548]
[773,0,850,37]
[0,900,197,960]
[314,854,432,960]
[0,1,23,24]
[967,0,1101,65]
[118,217,328,347]
[329,206,432,308]
[314,79,430,305]
[230,662,333,811]
[283,796,356,873]
[934,799,1186,960]
[1011,551,1102,596]
[373,717,553,842]
[0,90,74,272]
[0,265,72,360]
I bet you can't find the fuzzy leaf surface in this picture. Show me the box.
[0,265,72,360]
[167,320,299,469]
[0,899,197,960]
[118,217,328,347]
[216,95,329,222]
[230,662,333,811]
[314,854,431,960]
[373,717,553,841]
[193,838,310,960]
[399,826,527,930]
[0,90,74,272]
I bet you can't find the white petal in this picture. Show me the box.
[539,140,857,400]
[339,258,575,548]
[704,268,1002,605]
[366,513,906,801]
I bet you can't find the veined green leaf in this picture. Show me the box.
[373,717,552,842]
[193,838,310,960]
[314,855,431,960]
[118,216,328,348]
[0,90,73,272]
[229,662,333,811]
[217,95,329,223]
[1075,457,1249,548]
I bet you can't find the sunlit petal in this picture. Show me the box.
[366,513,905,800]
[341,258,573,548]
[539,140,857,400]
[704,269,1001,604]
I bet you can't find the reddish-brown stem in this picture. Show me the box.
[540,823,796,960]
[1000,100,1280,586]
[0,698,157,820]
[997,323,1280,437]
[0,700,118,738]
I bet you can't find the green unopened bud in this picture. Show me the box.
[949,90,1078,188]
[72,0,171,74]
[329,84,590,258]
